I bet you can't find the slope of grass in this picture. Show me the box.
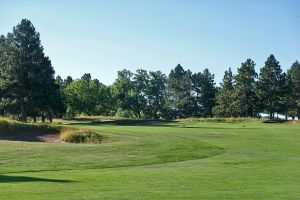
[0,117,106,144]
[0,118,299,199]
[0,117,58,135]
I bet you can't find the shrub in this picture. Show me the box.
[115,108,134,118]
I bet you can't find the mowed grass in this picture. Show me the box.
[0,119,300,199]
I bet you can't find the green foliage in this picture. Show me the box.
[1,20,299,120]
[192,68,216,117]
[167,64,193,118]
[234,59,257,117]
[256,55,285,118]
[133,70,167,119]
[213,68,238,117]
[64,78,111,116]
[115,108,134,118]
[287,61,300,118]
[0,19,59,121]
[110,69,138,116]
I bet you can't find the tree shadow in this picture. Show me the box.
[0,174,73,183]
[69,120,259,130]
[66,119,178,126]
[263,119,288,123]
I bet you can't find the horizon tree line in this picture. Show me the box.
[1,19,300,122]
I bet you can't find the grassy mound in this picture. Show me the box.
[60,128,108,144]
[0,117,58,135]
[0,117,107,144]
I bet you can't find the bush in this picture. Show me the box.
[115,108,134,118]
[60,128,107,144]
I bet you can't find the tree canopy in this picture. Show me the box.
[1,19,299,121]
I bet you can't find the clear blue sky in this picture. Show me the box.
[1,0,299,85]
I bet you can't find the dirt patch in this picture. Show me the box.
[0,132,64,143]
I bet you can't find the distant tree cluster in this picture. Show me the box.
[214,58,300,119]
[1,19,300,121]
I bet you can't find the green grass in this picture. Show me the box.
[0,118,300,199]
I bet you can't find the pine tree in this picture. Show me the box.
[0,19,58,121]
[167,64,193,118]
[257,55,285,118]
[234,59,257,117]
[64,76,73,86]
[192,68,216,117]
[213,68,237,117]
[287,61,300,119]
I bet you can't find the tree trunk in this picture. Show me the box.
[41,114,45,123]
[0,109,4,116]
[33,116,37,123]
[20,97,26,122]
[49,113,53,123]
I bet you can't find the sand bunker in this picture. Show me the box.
[0,132,63,143]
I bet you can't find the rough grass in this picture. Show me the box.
[60,128,108,144]
[0,117,107,144]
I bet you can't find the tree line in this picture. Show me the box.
[1,19,300,122]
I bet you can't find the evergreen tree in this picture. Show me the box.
[81,73,92,81]
[55,75,64,86]
[234,59,257,117]
[64,76,73,86]
[192,68,216,117]
[287,61,300,119]
[256,55,285,118]
[279,72,293,119]
[0,19,58,121]
[167,64,193,118]
[213,68,237,117]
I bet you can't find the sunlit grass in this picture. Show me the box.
[0,118,299,199]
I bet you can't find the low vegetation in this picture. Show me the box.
[0,117,107,144]
[0,117,58,135]
[60,128,107,144]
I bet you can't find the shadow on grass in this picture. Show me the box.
[263,119,288,123]
[65,119,177,126]
[67,120,260,130]
[0,174,73,183]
